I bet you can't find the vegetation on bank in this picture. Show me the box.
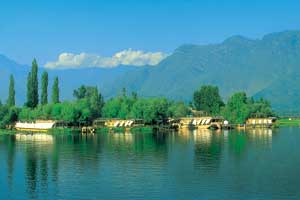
[276,118,300,127]
[193,86,275,124]
[0,59,276,129]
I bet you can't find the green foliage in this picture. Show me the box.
[168,101,190,118]
[221,92,250,124]
[52,77,60,104]
[102,95,190,124]
[31,59,39,107]
[25,59,39,108]
[193,85,224,115]
[102,97,130,119]
[248,97,275,118]
[7,74,15,107]
[73,85,87,99]
[221,92,275,124]
[73,85,104,120]
[0,105,20,128]
[41,71,48,105]
[18,85,105,126]
[26,72,33,107]
[277,118,300,127]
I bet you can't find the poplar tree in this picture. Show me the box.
[52,77,60,104]
[26,72,33,107]
[41,71,48,105]
[31,59,39,107]
[7,74,15,107]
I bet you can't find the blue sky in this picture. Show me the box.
[0,0,300,66]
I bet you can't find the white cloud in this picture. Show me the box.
[44,49,168,69]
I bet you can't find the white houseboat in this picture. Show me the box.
[15,120,60,132]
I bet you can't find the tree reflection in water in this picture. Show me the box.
[191,129,224,172]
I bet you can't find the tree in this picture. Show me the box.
[73,85,87,100]
[41,71,48,105]
[31,59,39,107]
[25,59,39,108]
[102,98,122,118]
[193,85,224,115]
[221,92,275,124]
[7,74,15,107]
[73,85,104,120]
[248,97,274,118]
[122,87,126,97]
[221,92,250,124]
[89,87,104,119]
[168,101,190,118]
[26,72,33,107]
[52,77,60,104]
[131,92,138,100]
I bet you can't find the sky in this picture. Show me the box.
[0,0,300,68]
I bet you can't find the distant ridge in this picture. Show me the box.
[0,30,300,113]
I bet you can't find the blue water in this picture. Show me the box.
[0,127,300,200]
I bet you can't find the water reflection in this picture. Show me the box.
[15,133,54,143]
[228,128,274,159]
[1,128,294,200]
[6,134,16,192]
[247,128,273,148]
[191,129,224,171]
[12,133,53,198]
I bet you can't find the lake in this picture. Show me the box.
[0,127,300,200]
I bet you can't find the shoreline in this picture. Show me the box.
[0,124,298,136]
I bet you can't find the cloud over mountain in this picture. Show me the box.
[44,49,168,69]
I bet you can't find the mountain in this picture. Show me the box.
[254,71,300,115]
[111,31,300,112]
[0,55,29,105]
[0,30,300,113]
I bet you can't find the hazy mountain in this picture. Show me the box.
[0,55,29,105]
[0,30,300,113]
[112,31,300,112]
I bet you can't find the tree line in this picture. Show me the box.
[0,59,275,128]
[192,85,275,124]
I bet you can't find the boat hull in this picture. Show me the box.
[15,127,50,132]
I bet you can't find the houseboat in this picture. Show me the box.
[245,117,277,128]
[15,120,61,132]
[174,117,225,129]
[93,118,145,128]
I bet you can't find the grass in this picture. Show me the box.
[276,118,300,127]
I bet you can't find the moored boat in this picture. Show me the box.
[15,120,58,132]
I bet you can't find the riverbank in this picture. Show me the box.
[276,118,300,127]
[1,119,297,135]
[0,126,155,135]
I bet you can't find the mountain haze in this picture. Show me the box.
[0,31,299,113]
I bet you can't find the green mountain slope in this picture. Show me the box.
[254,71,300,115]
[0,31,299,113]
[113,31,300,112]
